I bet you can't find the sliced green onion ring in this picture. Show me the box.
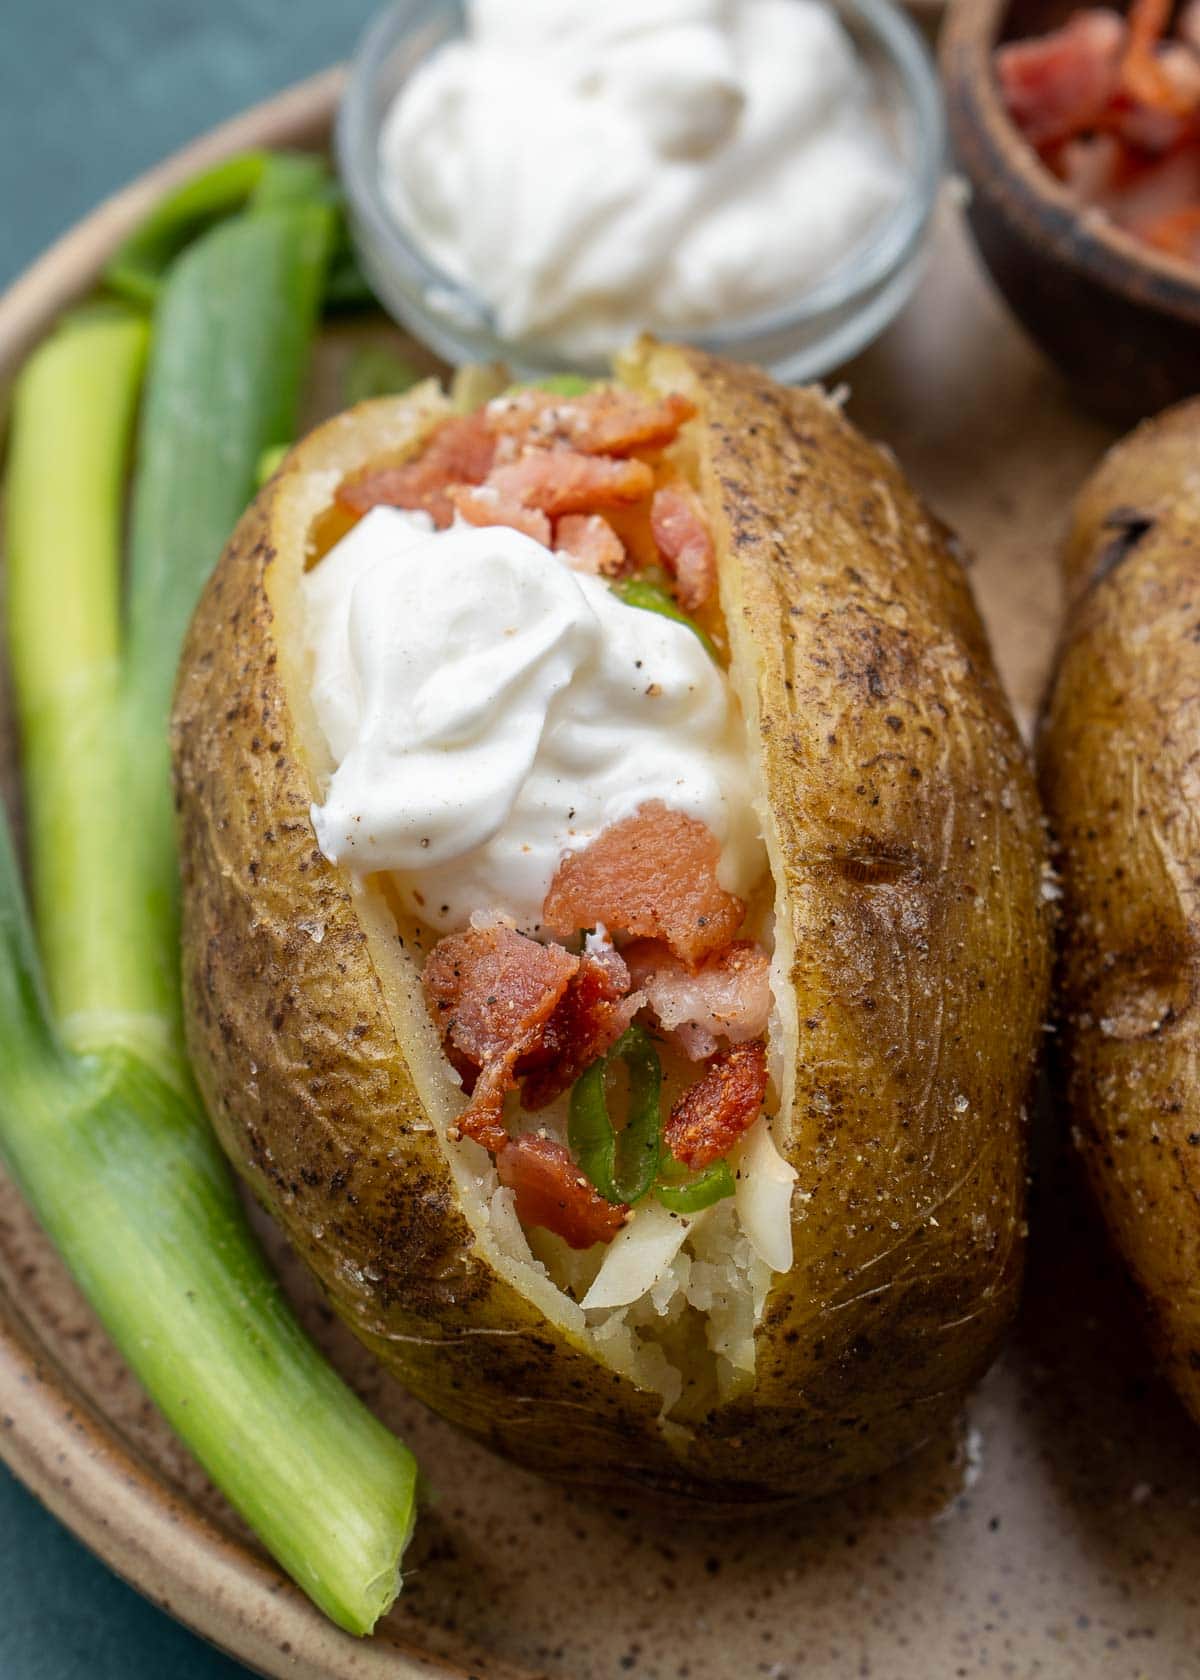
[255,443,289,488]
[535,374,595,395]
[503,373,596,398]
[568,1026,663,1205]
[618,575,717,660]
[656,1157,736,1214]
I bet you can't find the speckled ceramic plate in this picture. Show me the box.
[2,61,1200,1680]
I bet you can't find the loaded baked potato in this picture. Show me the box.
[172,344,1049,1503]
[1039,399,1200,1431]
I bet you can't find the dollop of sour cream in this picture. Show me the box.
[378,0,905,361]
[304,506,764,934]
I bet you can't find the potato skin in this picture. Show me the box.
[1039,399,1200,1428]
[172,349,1049,1503]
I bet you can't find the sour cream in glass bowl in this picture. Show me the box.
[337,0,944,381]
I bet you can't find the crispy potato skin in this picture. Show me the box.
[172,349,1049,1503]
[1039,399,1200,1428]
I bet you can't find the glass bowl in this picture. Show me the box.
[337,0,945,382]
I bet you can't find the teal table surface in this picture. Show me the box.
[0,3,379,1674]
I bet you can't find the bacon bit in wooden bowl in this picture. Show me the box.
[942,0,1200,423]
[997,1,1200,262]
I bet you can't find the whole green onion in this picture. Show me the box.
[5,309,152,1057]
[568,1026,663,1205]
[120,203,333,1041]
[105,151,273,305]
[248,149,332,212]
[2,193,420,1633]
[324,217,378,311]
[104,148,367,315]
[0,811,416,1633]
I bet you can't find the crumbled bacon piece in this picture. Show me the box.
[579,930,631,995]
[1113,144,1200,236]
[1120,0,1196,114]
[996,9,1127,147]
[1105,88,1196,151]
[624,938,771,1062]
[554,513,629,577]
[997,4,1200,271]
[664,1040,769,1171]
[496,1133,628,1249]
[449,484,552,546]
[1138,202,1200,257]
[651,480,717,611]
[467,450,655,521]
[602,499,661,571]
[422,921,578,1150]
[542,801,745,967]
[519,942,643,1110]
[487,388,697,457]
[335,413,495,528]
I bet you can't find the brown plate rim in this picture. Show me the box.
[0,65,480,1680]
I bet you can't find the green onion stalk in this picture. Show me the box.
[567,1026,737,1214]
[119,203,337,1046]
[105,149,374,313]
[2,196,417,1633]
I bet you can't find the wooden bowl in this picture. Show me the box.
[941,0,1200,424]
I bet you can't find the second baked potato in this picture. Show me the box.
[172,345,1049,1502]
[1039,398,1200,1430]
